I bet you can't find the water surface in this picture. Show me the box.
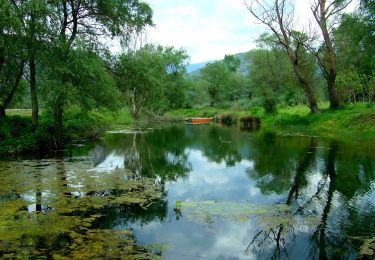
[1,124,375,259]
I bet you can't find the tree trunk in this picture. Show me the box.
[54,96,64,149]
[0,107,5,117]
[327,75,339,109]
[293,67,320,114]
[304,84,320,114]
[30,56,38,128]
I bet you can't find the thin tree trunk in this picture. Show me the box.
[30,56,38,128]
[54,95,64,149]
[0,107,5,117]
[1,61,25,116]
[28,10,39,128]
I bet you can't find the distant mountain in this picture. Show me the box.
[186,61,211,73]
[186,52,250,75]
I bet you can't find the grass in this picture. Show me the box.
[164,102,375,138]
[1,108,134,155]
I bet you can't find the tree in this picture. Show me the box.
[310,0,354,109]
[247,47,301,110]
[42,0,153,148]
[223,54,241,72]
[244,0,321,113]
[0,1,25,117]
[114,45,167,119]
[9,0,49,128]
[161,46,190,109]
[200,61,230,107]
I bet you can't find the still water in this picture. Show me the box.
[1,124,375,259]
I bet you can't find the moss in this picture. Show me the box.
[0,161,163,258]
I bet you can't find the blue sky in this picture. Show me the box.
[144,0,358,64]
[146,0,266,63]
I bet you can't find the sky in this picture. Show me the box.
[144,0,358,64]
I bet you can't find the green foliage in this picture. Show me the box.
[114,45,168,118]
[200,61,230,106]
[263,97,278,114]
[223,54,241,72]
[0,108,134,155]
[246,47,304,106]
[215,113,238,126]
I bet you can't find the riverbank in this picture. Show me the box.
[0,108,134,155]
[164,103,375,138]
[1,103,374,155]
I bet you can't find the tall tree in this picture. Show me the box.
[114,44,167,119]
[0,1,25,117]
[311,0,354,109]
[200,61,230,107]
[10,0,49,127]
[161,46,190,109]
[42,0,153,148]
[244,0,321,113]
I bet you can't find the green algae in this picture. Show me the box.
[359,238,375,257]
[175,200,318,229]
[0,159,164,259]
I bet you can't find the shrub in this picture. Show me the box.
[263,98,278,114]
[215,113,238,125]
[239,116,261,130]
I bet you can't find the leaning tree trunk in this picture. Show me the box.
[303,82,320,114]
[0,61,25,118]
[327,72,339,109]
[293,64,320,114]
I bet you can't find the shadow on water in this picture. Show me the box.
[1,123,375,259]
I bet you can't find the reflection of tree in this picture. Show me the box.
[248,132,314,195]
[200,126,242,167]
[246,137,318,259]
[247,137,375,259]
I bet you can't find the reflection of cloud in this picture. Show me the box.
[167,149,280,203]
[90,152,125,173]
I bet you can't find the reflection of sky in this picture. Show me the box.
[89,152,125,173]
[116,148,288,259]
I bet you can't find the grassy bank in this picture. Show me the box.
[0,108,133,155]
[164,102,375,137]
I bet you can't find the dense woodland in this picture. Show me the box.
[0,0,374,152]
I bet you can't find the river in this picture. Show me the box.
[1,123,374,259]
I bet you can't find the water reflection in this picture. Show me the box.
[1,124,375,259]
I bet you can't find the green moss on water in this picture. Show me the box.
[0,160,163,259]
[175,200,314,228]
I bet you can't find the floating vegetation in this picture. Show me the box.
[175,200,290,224]
[0,159,164,259]
[359,238,375,257]
[175,200,320,229]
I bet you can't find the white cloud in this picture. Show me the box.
[145,0,359,63]
[146,0,262,63]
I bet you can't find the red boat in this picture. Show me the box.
[189,118,212,124]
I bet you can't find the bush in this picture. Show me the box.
[239,116,261,130]
[215,113,238,125]
[263,98,278,114]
